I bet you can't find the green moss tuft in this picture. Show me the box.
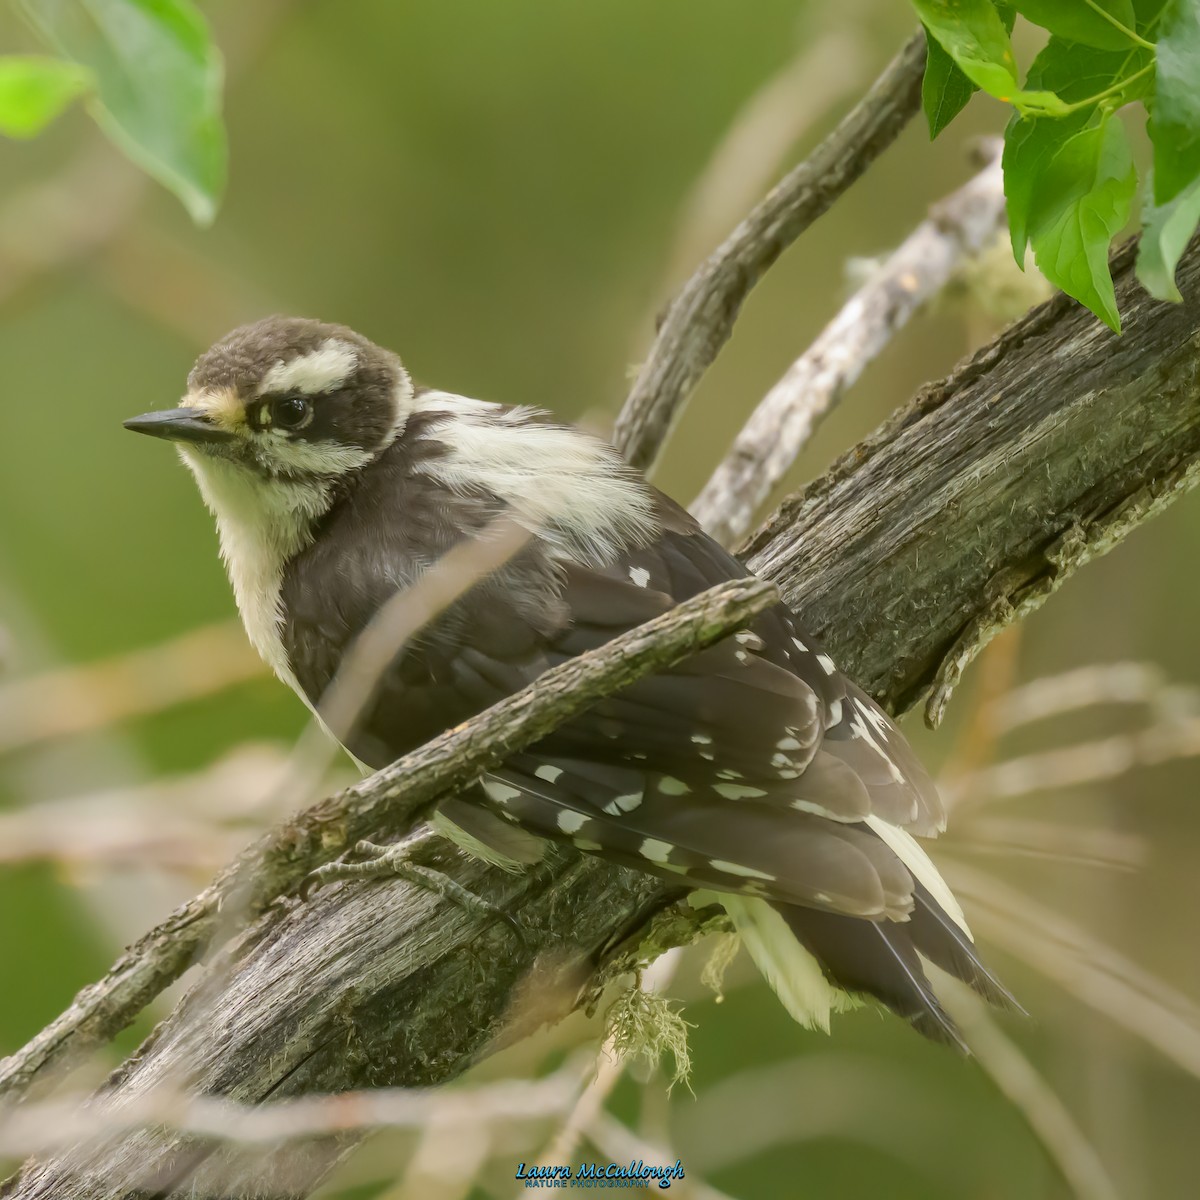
[605,976,695,1093]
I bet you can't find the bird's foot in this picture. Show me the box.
[301,829,527,943]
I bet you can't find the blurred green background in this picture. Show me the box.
[3,2,1200,1197]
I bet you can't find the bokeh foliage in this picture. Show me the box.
[9,0,225,222]
[3,2,1200,1198]
[7,1,1200,327]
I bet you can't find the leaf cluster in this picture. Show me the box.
[915,0,1200,328]
[0,0,224,225]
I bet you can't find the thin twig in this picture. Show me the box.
[0,576,778,1103]
[0,1067,584,1159]
[0,746,292,871]
[944,817,1145,872]
[947,864,1200,1079]
[100,224,282,348]
[988,661,1172,734]
[530,949,683,1182]
[691,140,1006,545]
[0,144,146,309]
[642,27,868,322]
[611,31,926,472]
[533,1046,624,1175]
[586,1112,737,1200]
[945,713,1200,808]
[388,1112,492,1200]
[272,517,532,813]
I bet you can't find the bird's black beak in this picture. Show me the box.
[123,408,235,445]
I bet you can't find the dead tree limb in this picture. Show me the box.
[612,31,926,472]
[743,236,1200,727]
[691,139,1006,545]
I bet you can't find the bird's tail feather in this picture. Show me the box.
[906,882,1023,1012]
[724,888,1015,1050]
[778,900,967,1049]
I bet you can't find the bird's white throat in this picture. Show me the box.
[178,446,329,693]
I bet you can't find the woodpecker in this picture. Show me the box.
[125,315,1013,1047]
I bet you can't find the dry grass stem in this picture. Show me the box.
[989,662,1171,734]
[942,984,1121,1200]
[948,865,1200,1079]
[0,1069,583,1161]
[0,623,262,757]
[944,817,1146,873]
[947,715,1200,808]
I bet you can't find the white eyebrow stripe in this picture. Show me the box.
[260,339,357,396]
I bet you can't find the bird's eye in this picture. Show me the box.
[271,395,311,430]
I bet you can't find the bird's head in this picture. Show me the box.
[126,314,657,575]
[125,315,412,484]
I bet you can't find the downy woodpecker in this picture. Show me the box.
[125,315,1012,1046]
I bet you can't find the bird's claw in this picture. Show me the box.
[300,834,528,944]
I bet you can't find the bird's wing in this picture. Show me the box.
[339,497,942,923]
[462,522,1017,1040]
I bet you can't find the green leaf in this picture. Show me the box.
[922,28,978,137]
[1005,112,1079,259]
[1003,36,1150,257]
[1011,0,1140,51]
[1149,0,1200,204]
[0,55,90,137]
[913,0,1067,114]
[1132,0,1170,28]
[1137,172,1200,301]
[17,0,226,225]
[912,0,1020,94]
[921,5,1017,137]
[1028,117,1137,329]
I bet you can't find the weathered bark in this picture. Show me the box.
[0,579,777,1105]
[745,237,1200,722]
[8,238,1200,1198]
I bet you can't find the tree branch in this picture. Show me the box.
[691,139,1006,545]
[742,235,1200,725]
[0,622,260,757]
[611,31,926,471]
[8,232,1199,1199]
[0,577,777,1106]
